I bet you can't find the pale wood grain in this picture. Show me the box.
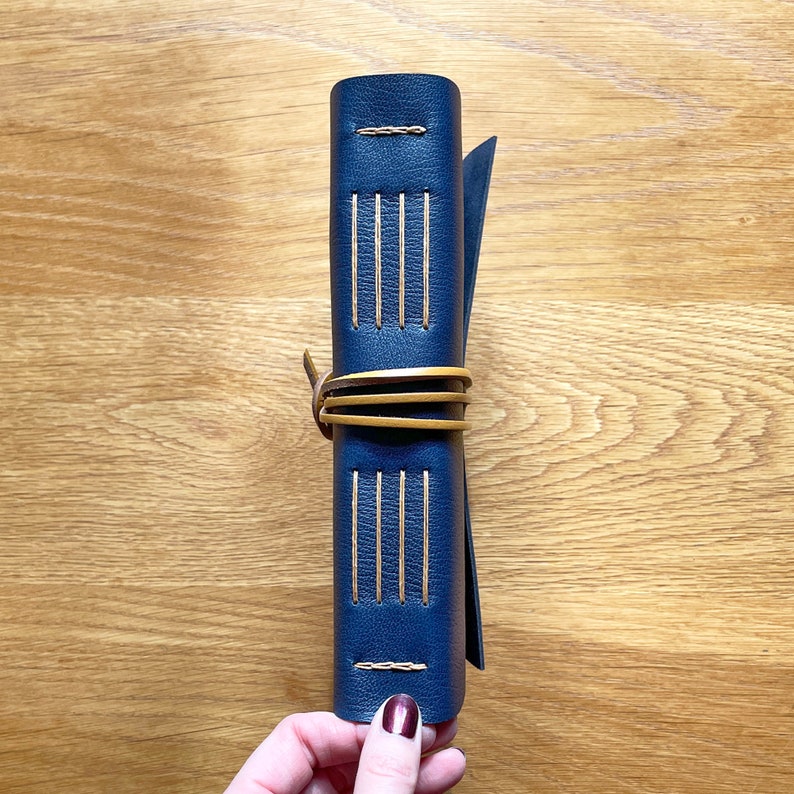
[2,1,794,792]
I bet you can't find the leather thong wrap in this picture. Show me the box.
[309,73,494,724]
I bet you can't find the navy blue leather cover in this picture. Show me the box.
[461,135,496,672]
[330,74,482,724]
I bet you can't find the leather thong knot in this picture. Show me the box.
[303,350,472,439]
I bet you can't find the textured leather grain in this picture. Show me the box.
[327,73,493,723]
[461,135,496,672]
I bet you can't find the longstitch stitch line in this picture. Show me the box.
[352,470,358,604]
[399,470,406,605]
[399,191,405,329]
[375,191,382,330]
[351,192,358,329]
[354,125,427,136]
[423,190,430,329]
[423,469,429,606]
[376,470,382,603]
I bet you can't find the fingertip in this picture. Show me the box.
[380,693,422,741]
[420,723,437,751]
[428,717,458,751]
[354,694,424,791]
[416,745,467,791]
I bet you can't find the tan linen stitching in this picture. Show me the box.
[355,125,427,136]
[376,470,382,604]
[399,469,406,604]
[423,190,429,329]
[399,191,405,329]
[423,469,429,606]
[352,470,358,604]
[375,191,382,330]
[351,192,358,329]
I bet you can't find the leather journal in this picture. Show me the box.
[304,73,495,724]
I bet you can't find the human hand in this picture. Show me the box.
[224,693,466,793]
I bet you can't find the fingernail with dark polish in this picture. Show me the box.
[382,694,419,738]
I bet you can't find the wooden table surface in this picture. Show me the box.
[2,2,793,791]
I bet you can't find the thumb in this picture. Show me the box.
[353,694,422,794]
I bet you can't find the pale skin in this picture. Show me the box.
[224,697,467,794]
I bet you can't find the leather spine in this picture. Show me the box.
[329,74,466,724]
